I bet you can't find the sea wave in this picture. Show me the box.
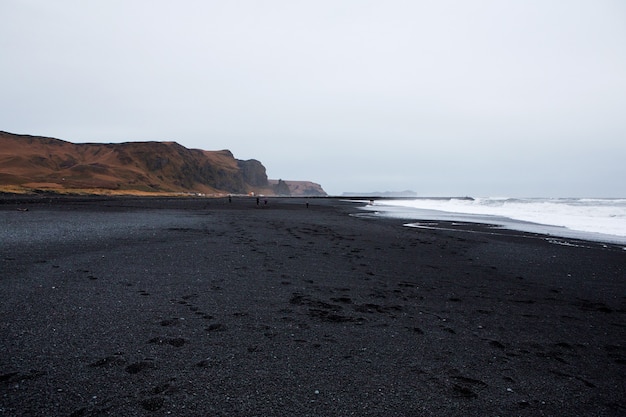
[365,197,626,245]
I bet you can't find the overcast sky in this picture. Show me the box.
[2,1,625,197]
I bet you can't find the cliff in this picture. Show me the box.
[267,179,327,197]
[0,131,281,195]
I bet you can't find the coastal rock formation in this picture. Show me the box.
[0,131,326,196]
[342,190,418,197]
[267,179,327,196]
[237,159,268,187]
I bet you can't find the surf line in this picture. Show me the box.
[404,222,593,247]
[405,222,520,237]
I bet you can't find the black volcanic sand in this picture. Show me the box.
[1,196,625,417]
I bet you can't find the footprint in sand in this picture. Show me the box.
[205,323,226,332]
[125,361,155,374]
[140,396,164,411]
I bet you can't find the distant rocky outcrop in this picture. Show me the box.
[342,190,417,197]
[0,131,326,196]
[267,179,327,196]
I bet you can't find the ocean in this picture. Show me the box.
[359,197,626,246]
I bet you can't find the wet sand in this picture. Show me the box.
[1,196,625,416]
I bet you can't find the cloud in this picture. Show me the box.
[1,0,625,196]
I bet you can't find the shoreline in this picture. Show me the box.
[359,198,626,247]
[1,197,625,416]
[3,193,625,248]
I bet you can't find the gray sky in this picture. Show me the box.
[2,0,625,197]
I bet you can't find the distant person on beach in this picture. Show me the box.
[256,197,260,206]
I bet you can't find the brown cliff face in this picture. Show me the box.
[267,179,327,196]
[237,159,268,187]
[0,131,271,195]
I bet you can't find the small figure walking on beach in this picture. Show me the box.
[256,197,260,206]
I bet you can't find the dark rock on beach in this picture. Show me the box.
[1,196,624,416]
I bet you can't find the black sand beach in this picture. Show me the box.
[1,196,625,417]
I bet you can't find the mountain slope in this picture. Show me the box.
[0,131,272,195]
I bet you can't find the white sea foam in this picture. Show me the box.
[363,197,626,245]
